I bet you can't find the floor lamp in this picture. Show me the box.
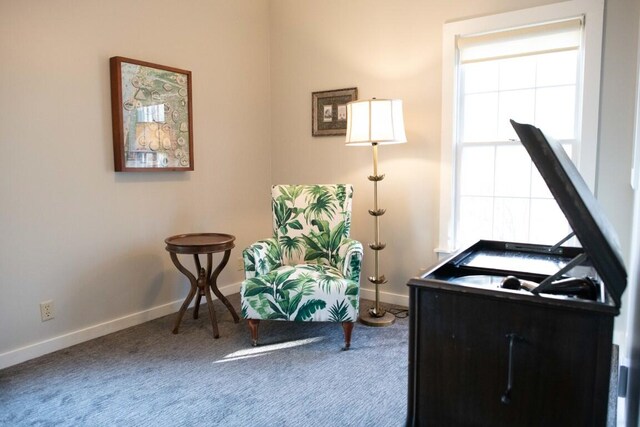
[345,98,407,327]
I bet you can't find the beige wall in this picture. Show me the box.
[598,0,640,340]
[0,0,272,365]
[269,0,639,339]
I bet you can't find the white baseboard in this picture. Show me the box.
[360,287,409,308]
[0,282,242,370]
[2,283,406,370]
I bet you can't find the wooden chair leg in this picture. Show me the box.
[247,319,260,347]
[342,321,354,351]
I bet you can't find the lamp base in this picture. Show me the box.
[360,309,396,327]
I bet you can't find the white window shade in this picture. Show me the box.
[438,0,604,255]
[345,99,407,146]
[457,18,583,64]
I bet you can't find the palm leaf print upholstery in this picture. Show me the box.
[241,184,362,325]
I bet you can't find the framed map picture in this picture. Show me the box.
[110,56,193,172]
[312,87,357,136]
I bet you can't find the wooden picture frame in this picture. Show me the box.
[110,56,193,172]
[312,87,357,136]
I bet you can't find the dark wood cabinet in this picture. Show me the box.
[406,122,627,427]
[407,272,615,426]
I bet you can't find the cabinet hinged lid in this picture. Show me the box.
[511,120,627,307]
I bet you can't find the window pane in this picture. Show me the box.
[498,89,535,140]
[494,145,531,197]
[459,146,495,196]
[499,56,536,90]
[535,86,576,139]
[454,23,583,250]
[493,197,530,242]
[457,196,493,247]
[536,50,578,87]
[462,61,499,94]
[462,93,498,142]
[529,199,571,244]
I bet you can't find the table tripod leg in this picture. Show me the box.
[173,282,196,334]
[193,255,203,319]
[209,249,240,323]
[203,281,220,338]
[210,287,239,323]
[193,292,202,319]
[193,269,205,319]
[170,252,198,334]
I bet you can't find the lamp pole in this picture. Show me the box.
[362,142,396,326]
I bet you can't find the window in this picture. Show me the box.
[438,0,604,253]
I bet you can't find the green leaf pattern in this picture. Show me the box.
[242,238,282,279]
[271,184,353,266]
[240,184,362,322]
[328,299,350,322]
[336,238,364,282]
[241,264,359,322]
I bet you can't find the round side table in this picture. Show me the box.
[165,233,240,338]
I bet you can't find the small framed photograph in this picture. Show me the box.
[110,56,194,172]
[312,87,357,136]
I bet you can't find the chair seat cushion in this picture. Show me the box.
[241,264,359,322]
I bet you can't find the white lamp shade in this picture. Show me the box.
[345,98,407,146]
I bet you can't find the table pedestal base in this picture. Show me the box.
[169,249,239,338]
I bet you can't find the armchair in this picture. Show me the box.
[240,184,363,350]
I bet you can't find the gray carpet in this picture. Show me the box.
[0,295,408,426]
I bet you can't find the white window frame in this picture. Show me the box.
[437,0,604,255]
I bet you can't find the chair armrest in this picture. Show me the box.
[336,238,364,283]
[243,238,283,279]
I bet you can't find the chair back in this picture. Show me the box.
[271,184,353,266]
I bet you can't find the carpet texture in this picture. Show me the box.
[0,295,408,426]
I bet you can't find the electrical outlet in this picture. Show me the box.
[40,300,54,321]
[236,257,244,271]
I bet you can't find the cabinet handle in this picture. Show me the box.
[501,333,525,405]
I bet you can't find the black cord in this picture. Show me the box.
[386,308,409,319]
